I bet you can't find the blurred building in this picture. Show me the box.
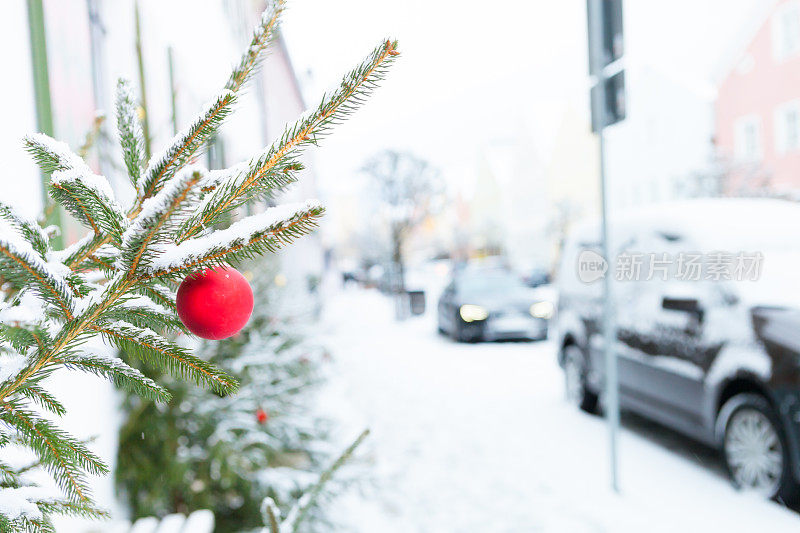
[602,65,716,210]
[715,0,800,195]
[591,1,718,211]
[467,129,549,273]
[544,106,600,267]
[0,0,320,529]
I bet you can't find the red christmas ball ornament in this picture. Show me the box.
[256,408,269,425]
[176,266,254,340]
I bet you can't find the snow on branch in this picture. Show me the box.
[23,133,126,243]
[139,90,236,201]
[93,321,237,395]
[262,429,370,533]
[103,294,186,335]
[23,135,123,228]
[50,168,126,242]
[120,166,206,274]
[115,78,145,187]
[0,352,28,388]
[184,154,303,238]
[23,133,93,175]
[146,200,323,276]
[0,202,49,257]
[0,404,105,502]
[225,0,286,92]
[183,39,398,238]
[0,486,57,522]
[60,353,171,403]
[0,230,74,320]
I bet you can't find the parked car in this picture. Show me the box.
[524,267,552,288]
[557,198,800,502]
[437,266,553,342]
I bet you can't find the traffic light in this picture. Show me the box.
[590,71,625,131]
[588,0,625,131]
[587,0,624,74]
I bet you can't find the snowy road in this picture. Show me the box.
[321,287,800,532]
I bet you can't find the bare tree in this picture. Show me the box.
[362,150,442,294]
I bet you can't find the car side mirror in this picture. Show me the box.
[662,296,704,323]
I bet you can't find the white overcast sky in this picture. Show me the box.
[281,0,763,196]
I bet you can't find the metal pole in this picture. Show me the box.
[167,46,178,135]
[588,0,620,493]
[134,0,152,160]
[26,0,64,248]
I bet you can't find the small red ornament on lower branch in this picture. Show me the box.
[176,266,254,340]
[256,408,269,425]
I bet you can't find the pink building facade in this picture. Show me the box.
[716,0,800,194]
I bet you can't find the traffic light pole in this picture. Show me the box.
[26,0,64,248]
[588,0,620,493]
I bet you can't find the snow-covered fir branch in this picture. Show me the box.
[0,0,397,529]
[115,78,145,188]
[146,200,323,275]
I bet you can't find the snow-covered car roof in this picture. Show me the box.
[570,198,800,252]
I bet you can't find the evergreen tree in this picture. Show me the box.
[0,1,398,530]
[117,261,342,532]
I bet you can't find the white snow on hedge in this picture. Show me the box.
[146,200,321,273]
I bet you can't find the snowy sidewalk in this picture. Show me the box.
[320,287,800,532]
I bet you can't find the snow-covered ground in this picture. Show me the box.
[321,286,800,532]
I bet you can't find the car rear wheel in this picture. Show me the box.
[563,345,599,414]
[720,393,799,503]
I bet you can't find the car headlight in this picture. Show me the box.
[530,301,554,319]
[460,304,488,322]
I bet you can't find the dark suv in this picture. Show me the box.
[557,199,800,502]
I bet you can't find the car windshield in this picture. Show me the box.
[458,272,525,297]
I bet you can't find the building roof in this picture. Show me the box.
[713,0,780,84]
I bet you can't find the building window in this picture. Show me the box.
[734,115,762,161]
[773,1,800,61]
[775,101,800,153]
